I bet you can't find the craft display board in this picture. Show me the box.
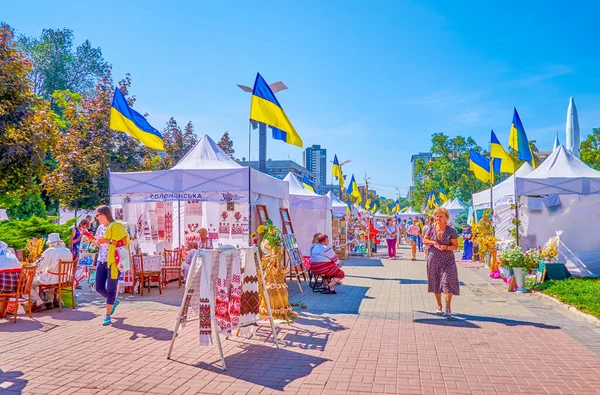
[283,234,302,267]
[167,246,279,370]
[332,217,347,260]
[279,208,308,292]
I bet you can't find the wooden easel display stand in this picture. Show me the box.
[279,208,308,292]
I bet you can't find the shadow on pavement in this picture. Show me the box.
[193,344,330,391]
[111,317,174,341]
[345,275,465,286]
[0,319,62,333]
[0,369,27,394]
[342,259,384,267]
[291,285,373,315]
[277,314,348,352]
[30,309,97,322]
[414,310,561,329]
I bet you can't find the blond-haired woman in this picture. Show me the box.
[423,207,459,317]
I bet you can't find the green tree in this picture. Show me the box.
[580,128,600,170]
[183,121,198,153]
[411,133,485,210]
[6,193,47,220]
[44,71,152,210]
[0,23,58,201]
[17,28,109,102]
[217,131,236,159]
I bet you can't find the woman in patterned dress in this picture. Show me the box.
[423,207,460,317]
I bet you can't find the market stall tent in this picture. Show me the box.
[327,191,347,218]
[109,135,289,251]
[397,207,422,219]
[515,145,600,276]
[441,198,467,224]
[283,173,332,255]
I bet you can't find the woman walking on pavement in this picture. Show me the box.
[93,205,130,326]
[384,218,398,260]
[423,207,460,317]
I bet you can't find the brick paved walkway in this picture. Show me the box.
[2,244,600,394]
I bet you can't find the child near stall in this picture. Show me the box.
[461,225,473,260]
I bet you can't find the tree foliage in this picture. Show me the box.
[17,28,109,103]
[0,23,58,200]
[411,133,485,209]
[581,128,600,170]
[217,131,236,159]
[43,72,154,210]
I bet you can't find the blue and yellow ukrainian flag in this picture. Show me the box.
[439,188,448,203]
[332,155,342,180]
[491,130,515,174]
[302,175,315,192]
[426,190,440,210]
[365,197,372,211]
[347,175,362,205]
[508,108,533,163]
[332,155,344,191]
[370,200,379,214]
[109,88,164,150]
[250,73,303,148]
[469,149,491,183]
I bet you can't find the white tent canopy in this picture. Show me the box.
[516,145,600,196]
[373,211,390,218]
[441,198,467,211]
[397,207,421,218]
[441,198,467,224]
[327,192,347,218]
[473,163,534,209]
[284,173,332,255]
[109,135,289,249]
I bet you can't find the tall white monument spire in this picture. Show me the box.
[553,131,560,151]
[565,97,580,158]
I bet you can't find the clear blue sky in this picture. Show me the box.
[4,1,600,198]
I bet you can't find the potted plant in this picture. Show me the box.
[498,245,528,292]
[524,248,544,273]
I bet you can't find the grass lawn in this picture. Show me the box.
[535,277,600,319]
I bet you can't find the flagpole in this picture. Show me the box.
[248,121,252,246]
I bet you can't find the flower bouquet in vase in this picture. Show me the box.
[498,245,528,292]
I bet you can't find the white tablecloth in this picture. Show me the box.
[120,255,164,288]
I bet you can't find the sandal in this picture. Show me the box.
[435,306,443,315]
[444,309,452,318]
[321,288,337,295]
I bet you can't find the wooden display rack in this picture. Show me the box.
[332,216,348,260]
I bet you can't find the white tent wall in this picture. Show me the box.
[288,207,331,256]
[519,195,600,276]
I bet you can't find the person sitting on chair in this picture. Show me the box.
[0,240,22,317]
[30,233,73,310]
[180,240,199,281]
[310,234,345,294]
